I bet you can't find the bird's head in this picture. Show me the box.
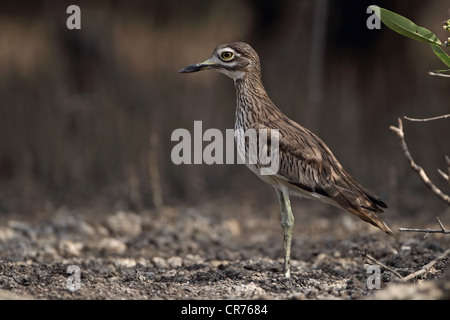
[178,42,261,80]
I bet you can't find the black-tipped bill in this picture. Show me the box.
[178,64,203,73]
[178,59,216,73]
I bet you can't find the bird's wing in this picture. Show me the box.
[249,118,394,237]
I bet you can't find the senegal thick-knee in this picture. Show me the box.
[179,42,394,278]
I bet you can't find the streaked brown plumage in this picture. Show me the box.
[179,42,394,277]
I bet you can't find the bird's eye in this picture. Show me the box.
[221,51,234,61]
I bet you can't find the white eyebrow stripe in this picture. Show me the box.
[217,47,240,58]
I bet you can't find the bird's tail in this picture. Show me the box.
[326,181,395,238]
[358,210,396,238]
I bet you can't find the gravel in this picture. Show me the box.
[0,201,449,299]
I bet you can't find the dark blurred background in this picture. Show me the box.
[0,0,448,219]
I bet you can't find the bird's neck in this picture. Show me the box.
[234,73,281,130]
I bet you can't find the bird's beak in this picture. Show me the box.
[178,59,216,73]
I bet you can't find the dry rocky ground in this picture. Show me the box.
[0,198,449,300]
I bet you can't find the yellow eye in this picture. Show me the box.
[221,51,234,61]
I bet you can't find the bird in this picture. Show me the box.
[179,42,394,278]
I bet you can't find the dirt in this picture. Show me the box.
[0,198,449,300]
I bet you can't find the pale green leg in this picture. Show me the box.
[276,188,295,278]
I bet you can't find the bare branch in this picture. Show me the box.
[440,155,450,184]
[389,118,450,205]
[436,216,446,231]
[361,251,404,279]
[404,114,450,122]
[402,248,450,281]
[361,247,450,282]
[437,169,449,183]
[428,71,450,78]
[399,217,450,237]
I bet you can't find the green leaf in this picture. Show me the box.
[431,45,450,67]
[370,6,442,46]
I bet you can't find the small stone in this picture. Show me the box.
[59,240,84,256]
[97,238,127,254]
[151,257,168,269]
[183,254,204,266]
[0,227,16,241]
[167,256,182,268]
[114,258,137,268]
[106,211,142,237]
[210,260,228,268]
[78,221,96,236]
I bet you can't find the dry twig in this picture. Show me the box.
[437,156,450,184]
[399,217,450,237]
[361,251,403,279]
[389,118,450,205]
[428,71,450,78]
[403,117,449,184]
[404,114,450,122]
[438,169,449,183]
[402,248,450,281]
[361,247,450,282]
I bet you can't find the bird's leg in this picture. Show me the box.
[276,188,294,278]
